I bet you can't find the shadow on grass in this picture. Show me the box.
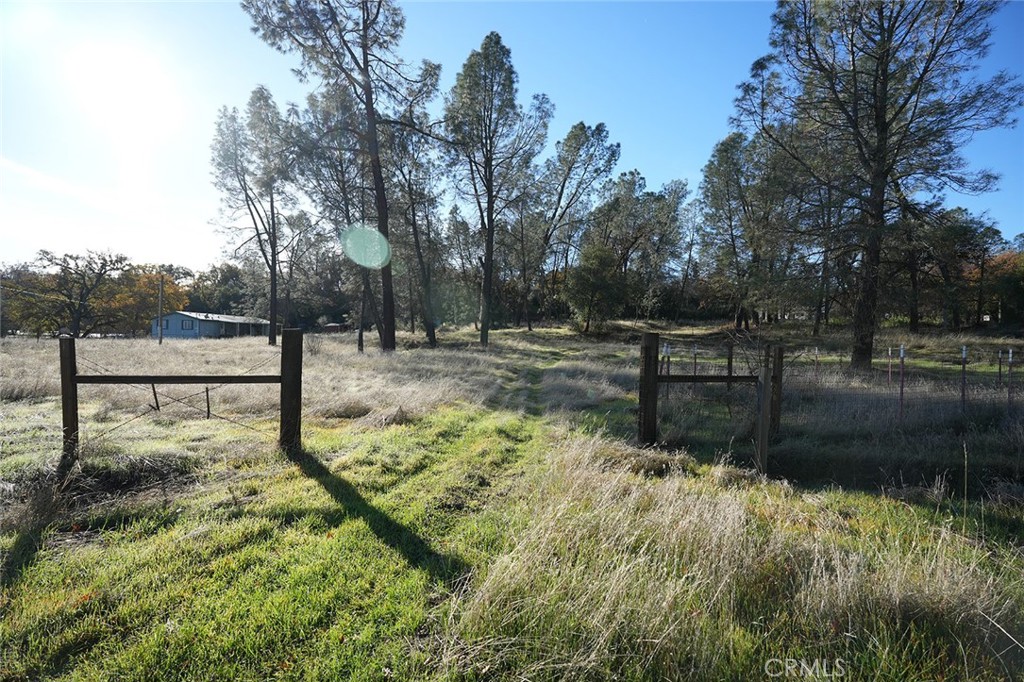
[286,448,468,585]
[2,469,184,590]
[1,521,49,590]
[1,482,60,589]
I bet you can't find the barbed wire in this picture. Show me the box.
[142,389,275,437]
[1,285,75,304]
[82,406,157,443]
[73,350,280,447]
[656,345,1019,445]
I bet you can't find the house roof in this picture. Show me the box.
[154,311,270,325]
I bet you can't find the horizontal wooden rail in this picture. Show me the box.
[657,374,757,384]
[638,331,783,475]
[58,329,303,469]
[75,374,280,385]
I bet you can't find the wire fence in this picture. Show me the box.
[781,345,1017,434]
[70,348,281,455]
[655,342,1022,471]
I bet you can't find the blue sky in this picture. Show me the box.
[1,1,1021,271]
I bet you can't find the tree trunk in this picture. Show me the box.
[812,255,826,337]
[851,228,883,370]
[360,268,383,347]
[408,196,437,348]
[976,259,985,326]
[908,270,921,333]
[268,255,278,346]
[480,192,496,347]
[524,290,533,332]
[357,280,367,353]
[680,235,695,300]
[267,192,278,346]
[359,53,395,352]
[408,274,415,334]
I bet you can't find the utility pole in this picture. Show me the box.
[158,274,164,345]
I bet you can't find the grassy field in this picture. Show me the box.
[1,326,1022,680]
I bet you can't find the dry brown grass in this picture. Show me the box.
[3,330,1023,680]
[0,333,511,418]
[1,332,609,481]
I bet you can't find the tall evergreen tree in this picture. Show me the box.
[243,0,437,351]
[444,32,552,346]
[736,0,1023,367]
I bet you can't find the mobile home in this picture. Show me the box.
[151,312,271,339]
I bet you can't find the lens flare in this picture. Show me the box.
[341,225,391,269]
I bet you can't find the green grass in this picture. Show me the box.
[1,405,546,681]
[2,327,1023,680]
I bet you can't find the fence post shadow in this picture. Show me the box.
[285,448,468,585]
[1,524,47,589]
[1,485,61,589]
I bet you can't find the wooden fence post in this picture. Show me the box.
[727,344,734,391]
[280,328,303,455]
[639,332,659,445]
[961,346,967,414]
[59,336,79,469]
[756,361,771,475]
[770,345,784,438]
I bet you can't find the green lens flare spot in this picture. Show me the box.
[342,225,391,269]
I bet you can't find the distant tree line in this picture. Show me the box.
[3,1,1022,363]
[1,220,1021,341]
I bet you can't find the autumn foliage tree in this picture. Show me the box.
[110,268,189,336]
[33,251,129,337]
[1,253,190,336]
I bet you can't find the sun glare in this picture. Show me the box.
[4,2,56,41]
[62,40,186,151]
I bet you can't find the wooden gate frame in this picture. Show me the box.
[59,328,303,471]
[638,332,782,473]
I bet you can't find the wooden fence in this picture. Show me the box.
[59,328,303,471]
[638,332,783,473]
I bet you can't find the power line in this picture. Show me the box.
[1,285,73,304]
